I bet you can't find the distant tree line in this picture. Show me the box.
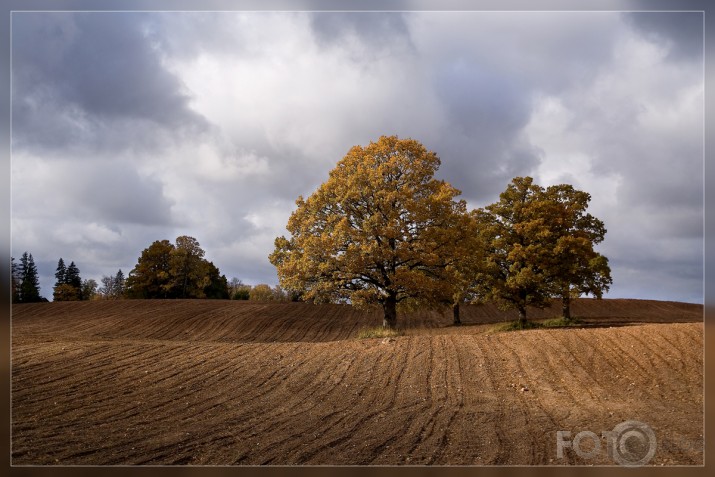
[227,278,302,302]
[11,235,269,303]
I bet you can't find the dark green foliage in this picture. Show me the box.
[54,259,83,301]
[18,252,43,302]
[125,240,174,298]
[81,279,98,301]
[232,288,250,300]
[11,257,21,303]
[125,236,231,300]
[54,258,67,286]
[204,261,230,299]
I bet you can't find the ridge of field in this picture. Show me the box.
[12,299,703,465]
[11,298,702,344]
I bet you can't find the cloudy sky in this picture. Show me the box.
[10,9,703,303]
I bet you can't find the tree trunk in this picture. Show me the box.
[383,294,397,330]
[517,305,527,327]
[453,302,461,326]
[562,294,571,321]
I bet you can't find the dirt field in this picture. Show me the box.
[11,299,703,465]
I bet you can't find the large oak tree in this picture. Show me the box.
[270,135,470,329]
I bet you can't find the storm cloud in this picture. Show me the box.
[11,11,703,303]
[12,12,209,155]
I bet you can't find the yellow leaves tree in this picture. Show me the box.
[473,177,612,326]
[270,136,469,329]
[472,177,553,326]
[539,184,612,320]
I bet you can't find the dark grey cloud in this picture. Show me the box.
[623,12,703,62]
[309,11,413,52]
[12,12,209,155]
[435,61,529,138]
[430,59,539,201]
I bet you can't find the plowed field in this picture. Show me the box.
[11,299,703,465]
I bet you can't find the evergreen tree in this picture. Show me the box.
[53,258,71,301]
[19,252,42,302]
[203,262,230,299]
[54,258,67,286]
[65,261,83,300]
[115,269,125,298]
[11,257,21,303]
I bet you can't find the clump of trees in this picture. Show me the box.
[11,240,238,303]
[52,258,99,301]
[228,277,251,300]
[125,236,230,299]
[270,135,612,329]
[11,252,45,303]
[98,270,126,300]
[472,177,611,326]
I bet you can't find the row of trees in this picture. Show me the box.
[11,239,279,303]
[12,237,233,302]
[270,136,612,329]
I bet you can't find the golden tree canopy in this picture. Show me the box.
[269,135,470,328]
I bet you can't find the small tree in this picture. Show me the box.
[99,270,126,299]
[232,285,251,300]
[54,258,67,287]
[472,177,553,326]
[270,135,468,329]
[65,261,83,300]
[115,269,125,297]
[99,275,115,299]
[54,258,72,301]
[53,283,79,301]
[540,184,612,320]
[443,215,485,326]
[249,284,275,301]
[81,279,98,301]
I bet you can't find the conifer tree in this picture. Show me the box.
[19,252,42,302]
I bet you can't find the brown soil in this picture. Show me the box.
[11,299,703,465]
